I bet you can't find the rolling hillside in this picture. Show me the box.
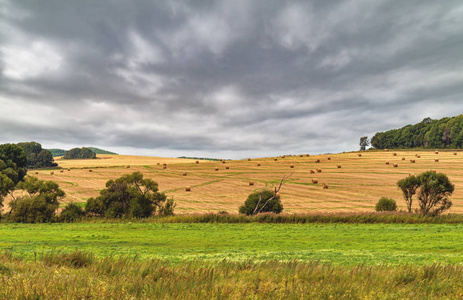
[29,150,463,214]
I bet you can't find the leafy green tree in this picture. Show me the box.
[416,171,454,216]
[397,175,420,213]
[397,171,454,215]
[359,136,370,151]
[239,190,283,215]
[17,142,57,169]
[8,176,65,223]
[63,147,96,159]
[375,197,397,211]
[0,143,27,184]
[85,172,169,218]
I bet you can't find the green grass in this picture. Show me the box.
[2,222,463,265]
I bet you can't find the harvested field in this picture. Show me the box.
[25,150,463,214]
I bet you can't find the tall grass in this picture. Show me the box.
[1,250,463,299]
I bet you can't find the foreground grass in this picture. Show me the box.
[1,251,463,299]
[2,222,463,265]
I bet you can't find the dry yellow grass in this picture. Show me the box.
[23,150,463,214]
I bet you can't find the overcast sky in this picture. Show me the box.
[1,1,463,158]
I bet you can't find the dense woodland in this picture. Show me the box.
[371,115,463,149]
[63,147,97,159]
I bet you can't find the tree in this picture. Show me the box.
[0,143,28,184]
[17,142,57,169]
[85,172,169,218]
[239,190,283,215]
[63,147,96,159]
[375,197,397,211]
[397,171,454,215]
[359,136,370,151]
[416,171,454,216]
[397,175,420,213]
[60,203,85,222]
[8,176,65,223]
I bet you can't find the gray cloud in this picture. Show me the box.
[1,0,463,158]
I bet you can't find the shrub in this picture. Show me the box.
[375,197,397,212]
[60,203,85,222]
[239,190,283,215]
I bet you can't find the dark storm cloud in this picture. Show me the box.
[1,0,463,158]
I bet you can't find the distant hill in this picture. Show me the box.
[47,147,117,157]
[371,115,463,149]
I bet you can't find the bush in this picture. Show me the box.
[8,195,59,223]
[60,203,85,222]
[239,190,283,215]
[375,197,397,212]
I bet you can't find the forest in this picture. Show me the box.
[371,115,463,149]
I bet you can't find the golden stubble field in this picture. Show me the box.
[27,151,463,214]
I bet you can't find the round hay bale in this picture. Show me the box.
[385,162,390,165]
[282,155,285,158]
[312,179,318,184]
[247,158,251,161]
[402,157,405,161]
[157,163,160,165]
[393,163,398,168]
[196,160,199,164]
[358,153,362,157]
[89,169,92,172]
[35,171,39,174]
[185,187,191,192]
[410,159,415,163]
[317,168,322,173]
[454,152,458,155]
[50,171,54,175]
[163,166,167,169]
[337,165,341,168]
[435,151,439,154]
[274,158,278,161]
[222,161,226,164]
[415,154,420,158]
[435,159,439,162]
[327,157,331,161]
[290,164,294,168]
[393,153,397,156]
[306,154,310,157]
[219,158,223,162]
[299,154,303,157]
[385,149,389,152]
[183,172,187,176]
[315,159,320,163]
[68,168,71,171]
[127,165,130,168]
[322,183,328,189]
[60,170,64,173]
[257,163,261,166]
[215,167,219,171]
[310,170,315,174]
[249,181,254,186]
[226,166,230,169]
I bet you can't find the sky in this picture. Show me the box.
[1,0,463,159]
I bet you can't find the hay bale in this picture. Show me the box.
[415,154,420,158]
[185,187,191,192]
[393,163,398,168]
[219,158,223,162]
[127,165,130,168]
[35,171,39,174]
[299,154,303,157]
[385,162,390,165]
[226,166,230,169]
[163,166,167,169]
[435,159,439,162]
[315,159,320,163]
[89,169,92,172]
[410,159,415,163]
[435,151,439,154]
[247,158,251,161]
[327,157,331,161]
[385,149,389,151]
[157,163,160,165]
[312,179,318,184]
[68,168,71,171]
[454,152,458,155]
[257,163,261,166]
[393,153,397,156]
[222,161,226,164]
[402,157,405,161]
[310,170,315,174]
[215,167,219,171]
[322,183,328,189]
[60,170,64,173]
[316,168,322,173]
[290,164,294,168]
[249,181,254,186]
[337,165,341,168]
[183,172,187,176]
[306,154,310,157]
[196,160,199,164]
[358,153,362,157]
[274,158,278,161]
[50,171,54,175]
[282,155,285,158]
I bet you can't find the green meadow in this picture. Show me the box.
[2,222,463,265]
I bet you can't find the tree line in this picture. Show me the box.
[370,115,463,149]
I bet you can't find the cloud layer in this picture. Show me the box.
[1,0,463,158]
